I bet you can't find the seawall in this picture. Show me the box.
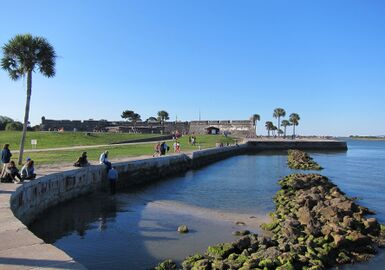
[246,139,348,151]
[2,139,347,269]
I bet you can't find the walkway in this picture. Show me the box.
[0,182,86,270]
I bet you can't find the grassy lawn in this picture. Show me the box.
[8,134,235,166]
[0,131,161,149]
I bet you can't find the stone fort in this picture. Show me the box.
[40,116,256,137]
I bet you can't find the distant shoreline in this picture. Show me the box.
[350,136,385,141]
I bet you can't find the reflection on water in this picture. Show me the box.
[29,139,385,270]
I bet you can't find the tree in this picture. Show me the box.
[1,34,56,164]
[272,125,277,136]
[273,108,286,137]
[157,110,169,133]
[146,117,158,122]
[0,116,14,130]
[265,121,273,137]
[121,110,135,121]
[130,113,141,130]
[5,121,23,131]
[281,120,291,138]
[289,113,300,138]
[252,114,260,135]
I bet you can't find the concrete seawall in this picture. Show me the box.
[2,139,347,269]
[246,139,348,151]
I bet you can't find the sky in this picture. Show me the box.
[0,0,385,136]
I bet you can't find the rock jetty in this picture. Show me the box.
[154,173,385,270]
[287,150,322,170]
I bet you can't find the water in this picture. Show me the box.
[29,139,385,269]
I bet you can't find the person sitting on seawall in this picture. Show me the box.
[99,150,112,170]
[0,144,12,179]
[21,160,36,180]
[107,166,118,195]
[1,161,23,183]
[74,152,90,167]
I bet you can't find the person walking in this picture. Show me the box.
[153,142,161,157]
[1,144,12,179]
[107,166,118,195]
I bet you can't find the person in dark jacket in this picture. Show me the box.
[1,144,12,179]
[74,152,90,167]
[2,161,22,183]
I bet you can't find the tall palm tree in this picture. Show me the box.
[281,120,291,138]
[289,113,300,138]
[273,108,286,137]
[252,114,260,136]
[265,121,273,137]
[157,110,169,134]
[272,125,277,136]
[1,34,56,164]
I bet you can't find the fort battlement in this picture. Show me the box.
[40,117,256,137]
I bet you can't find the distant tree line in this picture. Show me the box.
[121,110,170,123]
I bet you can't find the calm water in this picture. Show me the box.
[30,139,385,269]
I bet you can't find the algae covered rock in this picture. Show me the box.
[287,149,322,170]
[155,259,177,270]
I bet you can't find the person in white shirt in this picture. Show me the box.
[99,150,112,170]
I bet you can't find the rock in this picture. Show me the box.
[232,230,251,236]
[182,254,204,269]
[332,233,346,247]
[177,225,189,233]
[192,259,211,270]
[155,259,177,270]
[233,236,251,250]
[297,206,312,225]
[206,243,235,259]
[364,218,380,235]
[235,221,246,226]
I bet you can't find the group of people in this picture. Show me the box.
[1,144,36,184]
[73,150,118,195]
[153,141,170,157]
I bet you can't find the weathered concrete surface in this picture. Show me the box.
[245,138,348,151]
[0,183,86,270]
[0,139,347,269]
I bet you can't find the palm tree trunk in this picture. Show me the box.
[284,127,286,138]
[18,70,32,165]
[277,117,280,137]
[293,125,296,138]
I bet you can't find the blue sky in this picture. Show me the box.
[1,0,384,136]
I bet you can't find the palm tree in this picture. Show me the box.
[272,125,277,136]
[281,120,291,138]
[252,114,260,136]
[157,110,169,133]
[273,108,286,137]
[1,34,56,164]
[289,113,300,138]
[265,121,273,137]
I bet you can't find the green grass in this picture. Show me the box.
[0,131,160,149]
[8,134,235,166]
